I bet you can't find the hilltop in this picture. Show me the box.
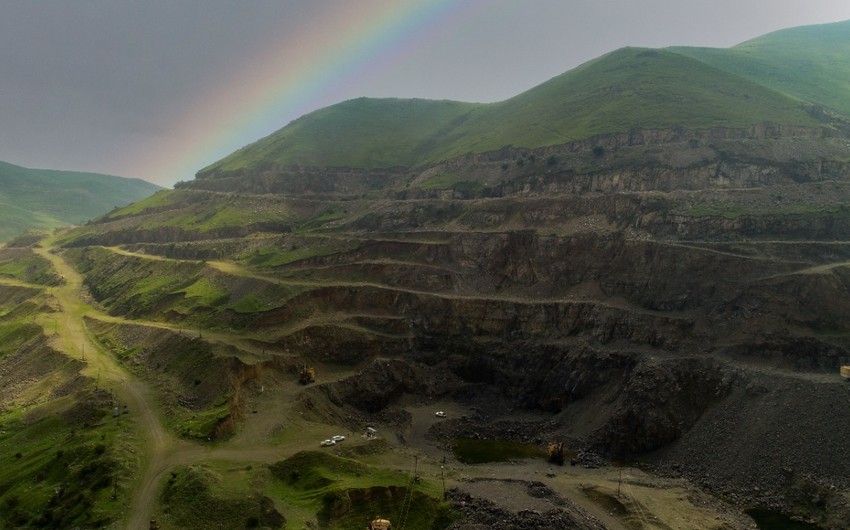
[0,160,161,242]
[672,19,850,118]
[198,19,850,179]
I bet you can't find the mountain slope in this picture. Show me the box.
[0,160,161,241]
[199,46,829,178]
[671,19,850,117]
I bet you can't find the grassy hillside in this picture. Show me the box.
[422,48,822,161]
[0,160,161,242]
[671,19,850,117]
[199,46,828,178]
[202,98,482,175]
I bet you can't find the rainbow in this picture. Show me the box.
[137,0,484,186]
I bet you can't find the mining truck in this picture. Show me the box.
[547,441,566,466]
[299,366,316,384]
[841,365,850,380]
[368,516,391,530]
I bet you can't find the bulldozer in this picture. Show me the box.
[547,441,566,466]
[368,516,391,530]
[299,365,316,384]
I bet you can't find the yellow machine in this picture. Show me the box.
[299,366,316,384]
[547,441,566,466]
[368,517,391,530]
[841,365,850,380]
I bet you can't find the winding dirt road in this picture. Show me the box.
[34,240,185,528]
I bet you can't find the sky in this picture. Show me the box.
[1,1,849,188]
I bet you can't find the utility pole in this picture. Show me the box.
[441,465,446,500]
[618,468,622,497]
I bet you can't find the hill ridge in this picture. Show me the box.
[197,29,848,180]
[0,159,161,242]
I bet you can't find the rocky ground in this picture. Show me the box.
[307,353,850,529]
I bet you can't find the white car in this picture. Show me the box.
[435,411,447,418]
[331,435,346,442]
[320,439,336,447]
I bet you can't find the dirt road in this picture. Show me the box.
[34,240,186,529]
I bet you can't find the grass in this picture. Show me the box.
[419,173,484,193]
[0,286,139,528]
[160,464,284,530]
[246,237,359,268]
[0,159,160,243]
[153,452,456,530]
[86,319,236,440]
[0,389,137,529]
[266,451,454,529]
[174,277,230,308]
[452,438,545,464]
[198,45,827,178]
[61,189,297,246]
[175,393,232,439]
[66,246,205,317]
[671,20,850,118]
[0,249,63,285]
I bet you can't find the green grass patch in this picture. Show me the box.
[174,277,229,307]
[296,208,347,232]
[100,189,183,218]
[246,238,359,268]
[0,249,62,286]
[419,173,461,190]
[174,393,232,439]
[266,451,455,529]
[0,392,133,529]
[452,438,545,464]
[159,465,284,530]
[230,294,265,313]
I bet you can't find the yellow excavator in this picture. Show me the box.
[547,441,566,466]
[299,365,316,384]
[368,516,391,530]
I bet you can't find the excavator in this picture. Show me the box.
[299,365,316,384]
[547,441,566,466]
[368,516,391,530]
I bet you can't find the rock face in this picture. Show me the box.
[62,125,850,521]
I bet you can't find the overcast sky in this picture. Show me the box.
[1,1,848,187]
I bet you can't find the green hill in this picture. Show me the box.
[199,44,833,179]
[671,19,850,117]
[0,160,161,241]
